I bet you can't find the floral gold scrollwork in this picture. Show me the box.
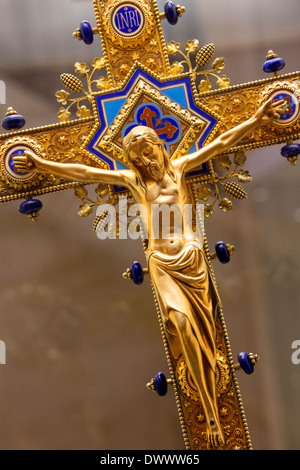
[74,183,119,220]
[166,40,230,93]
[193,150,252,218]
[56,58,112,123]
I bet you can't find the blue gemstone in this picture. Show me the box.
[262,58,285,73]
[280,144,300,158]
[215,241,230,264]
[19,199,43,215]
[154,372,168,396]
[80,21,94,45]
[238,352,254,375]
[164,1,178,25]
[2,114,25,131]
[131,261,144,285]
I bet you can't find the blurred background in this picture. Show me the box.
[0,0,299,450]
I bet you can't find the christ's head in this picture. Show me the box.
[123,126,170,182]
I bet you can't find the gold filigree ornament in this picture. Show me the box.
[166,40,230,92]
[56,58,112,123]
[195,150,252,217]
[0,137,47,196]
[176,350,231,402]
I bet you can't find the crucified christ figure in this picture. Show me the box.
[13,98,284,447]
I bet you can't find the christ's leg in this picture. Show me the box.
[168,309,224,447]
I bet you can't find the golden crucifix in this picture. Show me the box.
[1,0,299,450]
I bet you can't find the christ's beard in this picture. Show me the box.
[146,163,164,181]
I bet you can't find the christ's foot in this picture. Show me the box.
[206,419,225,448]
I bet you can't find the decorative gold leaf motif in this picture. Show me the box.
[170,61,185,76]
[120,64,131,75]
[218,198,233,212]
[212,57,226,73]
[78,202,93,217]
[197,186,212,201]
[166,41,181,55]
[91,57,106,70]
[96,77,112,91]
[132,52,140,61]
[216,75,230,89]
[185,39,199,54]
[198,79,212,94]
[233,150,247,166]
[237,169,253,183]
[146,58,156,70]
[55,90,70,105]
[217,155,232,170]
[76,105,92,119]
[75,62,90,77]
[95,184,110,200]
[74,186,88,201]
[58,107,71,123]
[204,204,215,218]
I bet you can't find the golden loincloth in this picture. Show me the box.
[148,241,220,372]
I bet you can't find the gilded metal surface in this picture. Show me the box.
[0,0,299,450]
[200,72,300,149]
[0,120,97,203]
[93,0,170,83]
[12,100,285,448]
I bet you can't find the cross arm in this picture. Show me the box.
[180,99,286,174]
[12,149,131,188]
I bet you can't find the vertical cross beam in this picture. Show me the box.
[0,0,299,450]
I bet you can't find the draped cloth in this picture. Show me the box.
[148,241,221,376]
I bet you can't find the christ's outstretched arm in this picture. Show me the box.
[12,150,132,188]
[178,98,285,174]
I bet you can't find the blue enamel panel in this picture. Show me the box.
[88,68,217,170]
[104,98,127,126]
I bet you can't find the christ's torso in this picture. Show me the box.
[128,165,199,256]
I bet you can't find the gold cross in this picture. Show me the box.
[0,0,299,450]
